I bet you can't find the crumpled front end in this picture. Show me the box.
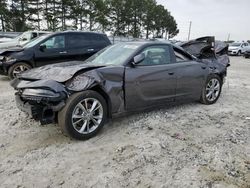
[11,65,125,124]
[11,79,68,124]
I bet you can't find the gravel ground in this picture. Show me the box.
[0,57,249,188]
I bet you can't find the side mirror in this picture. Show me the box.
[39,44,46,52]
[21,38,28,41]
[132,53,145,66]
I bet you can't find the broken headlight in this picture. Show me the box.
[22,89,60,98]
[5,56,17,63]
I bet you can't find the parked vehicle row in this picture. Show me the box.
[11,36,229,140]
[0,31,111,78]
[0,31,50,49]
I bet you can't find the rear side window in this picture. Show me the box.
[88,34,109,45]
[67,34,89,48]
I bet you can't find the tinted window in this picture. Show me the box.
[41,35,65,49]
[140,46,171,66]
[88,34,108,45]
[67,34,89,48]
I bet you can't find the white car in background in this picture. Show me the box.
[228,42,249,56]
[0,36,13,43]
[0,31,50,49]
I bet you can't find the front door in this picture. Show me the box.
[125,45,177,111]
[34,34,69,67]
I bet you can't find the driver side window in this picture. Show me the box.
[140,46,171,66]
[41,35,65,49]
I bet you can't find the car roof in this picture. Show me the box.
[55,31,107,36]
[120,41,183,50]
[121,41,172,46]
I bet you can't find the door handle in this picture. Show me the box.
[168,72,174,75]
[87,49,95,52]
[59,51,67,54]
[201,66,206,69]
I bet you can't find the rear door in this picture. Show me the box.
[125,45,177,110]
[65,33,109,61]
[173,49,208,100]
[65,33,95,61]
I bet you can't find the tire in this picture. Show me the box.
[200,74,222,105]
[8,62,32,79]
[58,90,107,140]
[237,50,241,56]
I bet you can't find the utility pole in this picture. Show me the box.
[227,33,230,41]
[188,21,192,40]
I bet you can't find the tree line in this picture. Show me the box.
[0,0,179,39]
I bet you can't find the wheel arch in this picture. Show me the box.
[7,60,33,71]
[89,85,112,119]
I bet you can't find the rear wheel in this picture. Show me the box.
[200,74,222,105]
[8,62,32,79]
[58,90,107,140]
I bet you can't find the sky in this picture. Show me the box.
[157,0,250,41]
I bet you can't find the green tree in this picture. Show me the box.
[0,0,8,31]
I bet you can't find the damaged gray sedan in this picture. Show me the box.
[11,37,229,140]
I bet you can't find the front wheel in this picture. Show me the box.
[200,75,222,105]
[237,50,241,56]
[8,62,32,79]
[58,90,107,140]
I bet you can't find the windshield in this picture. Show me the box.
[86,43,141,65]
[230,43,241,47]
[22,34,49,48]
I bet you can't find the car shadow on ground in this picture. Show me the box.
[26,100,199,144]
[92,100,199,142]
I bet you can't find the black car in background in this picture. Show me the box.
[0,31,111,78]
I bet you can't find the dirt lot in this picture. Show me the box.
[0,57,249,188]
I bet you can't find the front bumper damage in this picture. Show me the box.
[11,79,68,124]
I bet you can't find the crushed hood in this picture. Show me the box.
[18,61,105,83]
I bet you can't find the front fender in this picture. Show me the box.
[65,67,125,114]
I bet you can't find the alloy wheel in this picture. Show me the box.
[12,64,30,78]
[206,78,221,102]
[71,98,103,134]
